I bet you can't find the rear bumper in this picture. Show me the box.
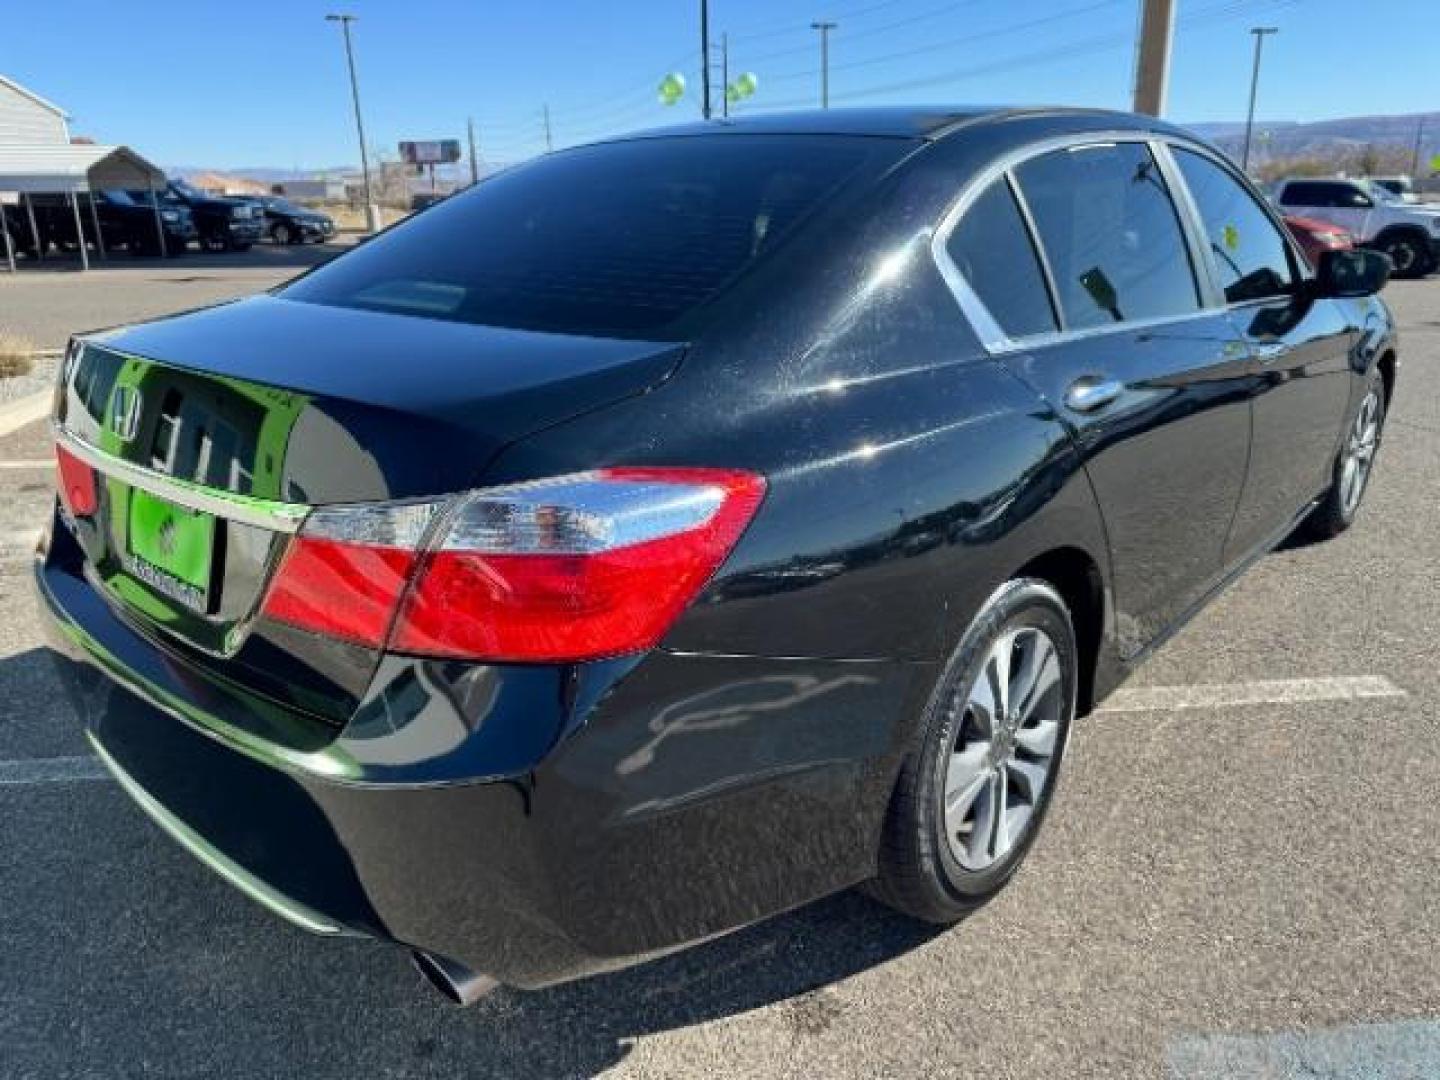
[35,523,929,988]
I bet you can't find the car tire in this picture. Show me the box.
[1375,233,1430,279]
[1304,367,1386,541]
[870,578,1077,923]
[272,223,293,246]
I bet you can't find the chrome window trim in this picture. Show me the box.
[54,423,311,533]
[931,128,1309,355]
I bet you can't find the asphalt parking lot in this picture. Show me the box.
[1,266,1438,1078]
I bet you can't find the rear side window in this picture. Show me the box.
[1014,142,1200,330]
[281,135,904,339]
[945,178,1057,338]
[1173,149,1295,304]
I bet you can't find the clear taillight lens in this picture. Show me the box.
[260,468,765,662]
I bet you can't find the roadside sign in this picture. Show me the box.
[399,140,462,166]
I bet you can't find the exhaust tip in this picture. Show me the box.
[411,950,499,1007]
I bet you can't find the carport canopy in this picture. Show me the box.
[0,144,170,271]
[0,143,166,193]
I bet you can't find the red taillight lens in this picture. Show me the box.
[260,468,765,662]
[55,444,98,517]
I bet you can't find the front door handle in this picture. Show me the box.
[1064,376,1124,413]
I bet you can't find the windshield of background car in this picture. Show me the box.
[280,134,910,338]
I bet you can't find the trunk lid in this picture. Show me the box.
[55,296,683,722]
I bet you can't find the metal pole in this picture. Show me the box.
[87,190,106,260]
[1410,117,1425,178]
[543,105,553,152]
[23,193,42,261]
[467,117,479,185]
[721,33,729,118]
[811,22,837,109]
[68,192,88,271]
[148,180,166,257]
[327,14,377,232]
[2,206,15,273]
[1131,0,1176,116]
[701,0,712,120]
[1241,27,1278,173]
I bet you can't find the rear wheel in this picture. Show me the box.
[871,578,1077,923]
[1305,368,1385,540]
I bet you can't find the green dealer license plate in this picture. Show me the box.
[124,489,216,612]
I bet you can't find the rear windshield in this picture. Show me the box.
[281,134,906,338]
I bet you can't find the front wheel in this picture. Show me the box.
[271,223,292,245]
[871,578,1077,923]
[1304,369,1386,540]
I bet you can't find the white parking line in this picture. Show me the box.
[1096,676,1405,714]
[0,680,1408,788]
[0,755,110,786]
[0,460,53,469]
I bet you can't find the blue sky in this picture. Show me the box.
[3,0,1434,171]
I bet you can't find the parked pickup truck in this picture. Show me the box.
[133,179,263,252]
[2,190,196,257]
[1273,176,1440,278]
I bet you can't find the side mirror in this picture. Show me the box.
[1314,248,1391,298]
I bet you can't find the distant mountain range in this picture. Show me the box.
[1183,111,1437,167]
[168,110,1440,184]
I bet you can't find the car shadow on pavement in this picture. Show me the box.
[2,641,953,1078]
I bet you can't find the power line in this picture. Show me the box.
[755,0,1126,89]
[752,0,1292,110]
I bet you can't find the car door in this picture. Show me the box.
[943,139,1254,656]
[1169,147,1358,562]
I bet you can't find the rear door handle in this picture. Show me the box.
[1064,376,1124,413]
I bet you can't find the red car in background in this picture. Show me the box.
[1284,214,1354,267]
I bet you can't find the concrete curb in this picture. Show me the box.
[0,391,52,437]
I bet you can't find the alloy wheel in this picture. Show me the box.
[1340,387,1381,517]
[943,626,1064,871]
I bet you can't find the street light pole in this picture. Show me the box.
[326,13,378,232]
[700,0,712,120]
[811,21,837,109]
[1241,26,1278,174]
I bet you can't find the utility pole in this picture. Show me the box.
[1241,27,1279,173]
[542,104,553,152]
[325,13,378,232]
[700,0,712,119]
[720,32,729,118]
[1410,116,1426,177]
[811,22,837,109]
[1131,0,1176,116]
[467,117,479,185]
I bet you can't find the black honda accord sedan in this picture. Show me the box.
[38,107,1396,1002]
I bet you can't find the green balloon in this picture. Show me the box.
[658,72,686,105]
[735,72,758,98]
[1430,153,1440,174]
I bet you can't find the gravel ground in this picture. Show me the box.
[0,353,59,402]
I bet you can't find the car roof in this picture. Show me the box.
[615,105,1190,143]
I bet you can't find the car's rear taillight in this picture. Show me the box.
[261,468,765,662]
[55,443,98,517]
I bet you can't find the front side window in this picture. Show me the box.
[1014,142,1200,330]
[1173,148,1295,304]
[945,177,1057,339]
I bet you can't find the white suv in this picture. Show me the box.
[1274,177,1440,277]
